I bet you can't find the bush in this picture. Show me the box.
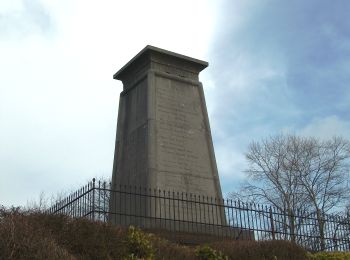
[124,226,154,259]
[0,208,197,260]
[3,207,338,260]
[0,207,128,259]
[307,251,350,260]
[209,240,308,260]
[195,245,228,260]
[0,207,75,259]
[150,235,197,260]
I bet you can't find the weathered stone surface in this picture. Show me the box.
[110,46,225,229]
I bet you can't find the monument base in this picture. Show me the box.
[142,227,254,245]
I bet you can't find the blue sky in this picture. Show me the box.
[1,0,349,206]
[206,0,350,192]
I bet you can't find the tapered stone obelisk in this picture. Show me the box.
[110,46,225,230]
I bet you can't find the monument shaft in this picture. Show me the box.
[110,46,225,227]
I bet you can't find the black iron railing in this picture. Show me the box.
[46,178,350,252]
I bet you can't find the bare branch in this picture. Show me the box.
[235,134,350,250]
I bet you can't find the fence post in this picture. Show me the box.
[269,207,276,240]
[92,178,95,221]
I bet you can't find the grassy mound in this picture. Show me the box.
[0,207,314,259]
[307,251,350,260]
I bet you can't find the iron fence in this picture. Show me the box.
[46,178,350,252]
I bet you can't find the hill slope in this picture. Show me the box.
[0,207,310,259]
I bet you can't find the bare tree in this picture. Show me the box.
[236,134,350,249]
[295,136,350,249]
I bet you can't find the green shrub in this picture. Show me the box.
[195,245,228,260]
[307,251,350,260]
[124,225,154,260]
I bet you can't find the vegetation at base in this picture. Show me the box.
[195,245,228,260]
[307,252,350,260]
[123,226,154,259]
[1,206,348,260]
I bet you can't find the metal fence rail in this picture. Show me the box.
[46,178,350,252]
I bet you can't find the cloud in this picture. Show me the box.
[210,0,350,115]
[0,0,53,39]
[0,0,219,207]
[300,116,350,140]
[205,0,350,191]
[1,0,349,206]
[214,143,247,196]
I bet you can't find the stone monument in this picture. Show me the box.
[110,46,227,233]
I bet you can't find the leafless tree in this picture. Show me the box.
[295,136,350,249]
[235,134,350,249]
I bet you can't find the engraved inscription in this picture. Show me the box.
[155,76,211,182]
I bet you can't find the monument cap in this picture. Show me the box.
[113,45,208,81]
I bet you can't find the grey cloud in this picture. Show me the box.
[0,0,53,39]
[209,0,350,130]
[206,0,350,190]
[215,3,349,85]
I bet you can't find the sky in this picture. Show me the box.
[1,0,350,207]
